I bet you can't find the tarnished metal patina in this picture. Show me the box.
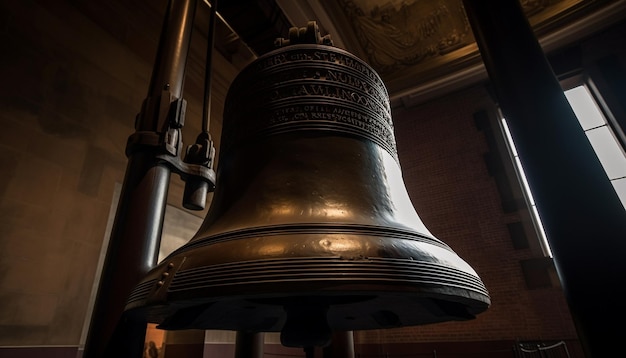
[125,22,489,348]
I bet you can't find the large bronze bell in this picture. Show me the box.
[125,22,489,348]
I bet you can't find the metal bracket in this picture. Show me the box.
[125,91,217,210]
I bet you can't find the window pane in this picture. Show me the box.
[612,178,626,209]
[585,127,626,180]
[565,86,605,130]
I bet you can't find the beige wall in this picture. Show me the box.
[0,0,239,347]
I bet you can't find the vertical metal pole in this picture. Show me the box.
[462,1,626,357]
[234,332,264,358]
[323,331,355,358]
[82,0,197,356]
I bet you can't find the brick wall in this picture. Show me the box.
[357,85,581,355]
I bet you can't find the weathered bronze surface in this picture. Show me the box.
[125,22,489,348]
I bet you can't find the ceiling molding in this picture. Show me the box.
[391,0,626,108]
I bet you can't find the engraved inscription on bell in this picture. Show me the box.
[223,46,397,159]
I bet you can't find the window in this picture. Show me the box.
[564,85,626,209]
[501,84,626,257]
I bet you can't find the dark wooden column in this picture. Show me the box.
[462,1,626,357]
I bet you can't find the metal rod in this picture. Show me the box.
[462,0,626,357]
[202,0,218,134]
[234,331,264,358]
[323,331,355,358]
[146,0,196,102]
[82,0,197,356]
[304,347,315,358]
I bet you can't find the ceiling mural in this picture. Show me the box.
[321,0,586,96]
[337,0,472,74]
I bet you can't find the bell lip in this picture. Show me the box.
[127,281,491,311]
[125,225,490,332]
[125,286,490,332]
